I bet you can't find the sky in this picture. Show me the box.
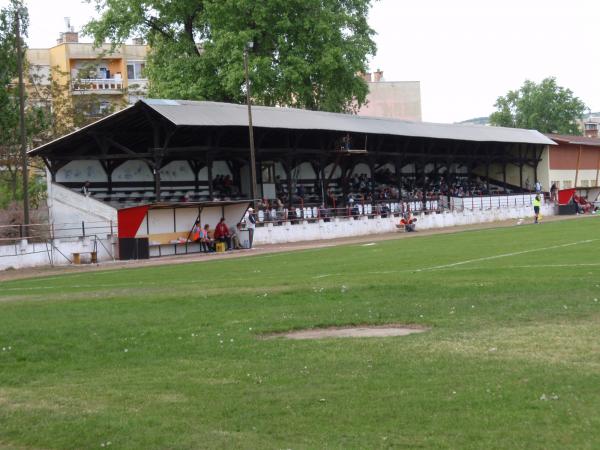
[3,0,599,124]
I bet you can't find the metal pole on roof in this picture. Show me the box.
[15,7,30,225]
[243,41,258,207]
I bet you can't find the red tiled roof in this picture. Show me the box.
[546,133,600,147]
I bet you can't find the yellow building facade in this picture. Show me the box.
[26,31,148,116]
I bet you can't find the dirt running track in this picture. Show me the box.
[0,214,592,283]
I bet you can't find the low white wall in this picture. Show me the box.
[47,181,118,237]
[253,204,555,245]
[0,236,117,270]
[1,204,554,271]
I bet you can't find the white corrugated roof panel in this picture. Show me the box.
[142,99,555,145]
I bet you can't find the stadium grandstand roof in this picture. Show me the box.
[142,99,554,145]
[30,99,554,157]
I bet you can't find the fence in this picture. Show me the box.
[252,193,542,226]
[0,193,547,269]
[0,220,117,269]
[0,220,115,243]
[450,193,540,211]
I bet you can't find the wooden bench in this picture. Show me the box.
[143,232,193,246]
[72,251,97,264]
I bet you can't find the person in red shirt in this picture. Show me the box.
[214,217,232,250]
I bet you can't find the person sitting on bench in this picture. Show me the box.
[191,220,210,252]
[203,224,215,252]
[214,217,232,250]
[400,211,417,232]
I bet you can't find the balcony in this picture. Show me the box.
[71,78,124,94]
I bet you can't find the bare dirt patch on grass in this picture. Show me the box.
[264,324,429,340]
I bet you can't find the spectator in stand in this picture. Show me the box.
[535,180,542,193]
[81,181,91,197]
[318,203,329,220]
[381,203,390,217]
[214,217,232,249]
[223,175,233,196]
[342,133,351,151]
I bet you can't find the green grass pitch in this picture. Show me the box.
[1,217,600,449]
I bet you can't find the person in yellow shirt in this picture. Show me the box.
[533,194,541,224]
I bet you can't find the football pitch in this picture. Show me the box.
[1,217,600,449]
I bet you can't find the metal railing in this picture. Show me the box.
[71,78,124,91]
[252,199,442,226]
[251,193,543,226]
[0,220,115,245]
[0,220,116,264]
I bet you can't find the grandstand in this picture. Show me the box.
[24,99,556,261]
[30,99,553,207]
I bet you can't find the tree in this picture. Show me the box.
[0,0,47,204]
[84,0,377,112]
[28,63,126,139]
[489,77,587,135]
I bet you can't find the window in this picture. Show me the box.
[563,180,572,189]
[85,100,112,117]
[126,61,146,80]
[580,180,590,187]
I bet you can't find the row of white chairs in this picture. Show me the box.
[254,201,441,222]
[452,195,538,210]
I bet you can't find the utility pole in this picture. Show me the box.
[15,7,29,226]
[243,41,258,206]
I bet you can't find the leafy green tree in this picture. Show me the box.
[489,77,587,135]
[0,0,48,204]
[0,2,121,212]
[84,0,376,112]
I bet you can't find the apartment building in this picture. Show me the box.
[26,27,148,116]
[357,70,422,122]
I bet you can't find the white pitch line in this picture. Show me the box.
[3,280,158,292]
[416,239,598,272]
[4,240,598,293]
[509,262,600,269]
